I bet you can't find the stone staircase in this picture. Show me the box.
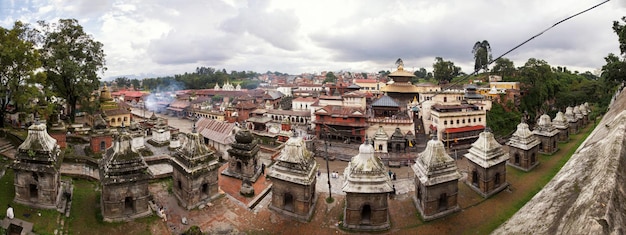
[0,141,16,159]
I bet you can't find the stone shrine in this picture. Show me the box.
[171,123,221,210]
[412,138,461,221]
[11,121,63,209]
[90,114,114,153]
[565,106,579,134]
[373,126,389,153]
[552,111,570,142]
[389,127,406,153]
[464,130,509,197]
[532,114,559,155]
[150,118,170,146]
[267,136,318,221]
[578,104,588,126]
[507,121,541,171]
[342,139,393,231]
[223,128,261,195]
[100,127,152,222]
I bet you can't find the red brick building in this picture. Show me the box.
[314,105,367,143]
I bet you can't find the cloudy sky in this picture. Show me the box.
[1,0,625,80]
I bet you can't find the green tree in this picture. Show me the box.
[0,21,41,127]
[39,19,106,123]
[518,58,557,117]
[324,72,337,84]
[472,40,492,72]
[492,58,516,80]
[114,77,131,89]
[432,57,461,84]
[413,67,429,78]
[613,16,626,55]
[601,53,626,83]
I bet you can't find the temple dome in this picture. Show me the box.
[512,122,533,139]
[235,129,254,144]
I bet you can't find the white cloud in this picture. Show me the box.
[0,0,624,78]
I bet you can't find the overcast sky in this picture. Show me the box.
[1,0,625,80]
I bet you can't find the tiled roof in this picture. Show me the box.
[315,105,365,117]
[264,91,284,100]
[293,97,317,102]
[266,109,310,116]
[169,100,190,109]
[196,117,236,145]
[353,79,378,83]
[372,95,399,107]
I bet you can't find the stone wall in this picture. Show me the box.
[269,179,317,220]
[101,180,151,222]
[343,192,390,231]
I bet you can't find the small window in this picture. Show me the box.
[444,120,448,125]
[456,120,459,124]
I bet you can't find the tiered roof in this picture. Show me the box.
[565,106,577,123]
[533,114,559,137]
[573,106,583,120]
[371,95,399,108]
[508,121,540,150]
[268,137,318,185]
[552,111,569,130]
[172,125,219,176]
[412,139,460,186]
[101,127,151,184]
[373,126,389,142]
[342,141,393,193]
[465,131,509,168]
[13,122,60,173]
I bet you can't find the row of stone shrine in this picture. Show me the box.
[8,102,591,231]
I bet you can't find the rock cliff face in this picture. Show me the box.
[494,90,626,234]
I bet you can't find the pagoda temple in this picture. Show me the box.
[380,59,419,105]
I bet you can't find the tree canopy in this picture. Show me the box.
[492,58,516,79]
[0,21,41,127]
[432,57,461,84]
[472,40,492,73]
[39,19,106,122]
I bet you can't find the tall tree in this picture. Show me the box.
[0,21,41,127]
[472,40,492,73]
[432,57,461,84]
[39,19,106,122]
[395,58,404,67]
[601,17,626,84]
[492,58,516,79]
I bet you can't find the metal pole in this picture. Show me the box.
[325,134,332,199]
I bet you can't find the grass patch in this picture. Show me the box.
[67,179,157,235]
[473,122,596,234]
[0,169,61,235]
[325,197,335,204]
